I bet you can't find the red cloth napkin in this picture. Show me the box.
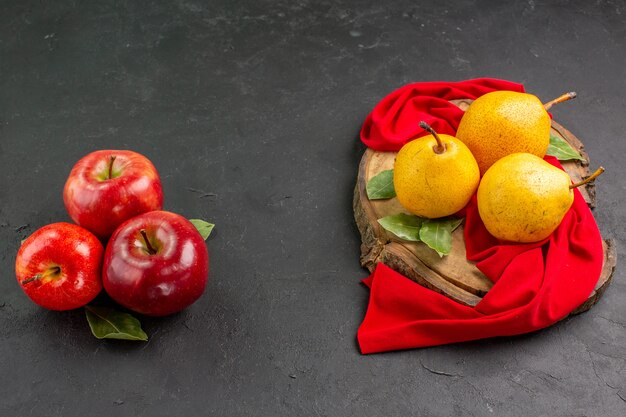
[360,78,525,151]
[357,79,604,354]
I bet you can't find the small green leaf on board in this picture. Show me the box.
[85,306,148,341]
[419,217,464,257]
[377,213,424,241]
[189,219,215,240]
[546,134,585,161]
[366,169,396,200]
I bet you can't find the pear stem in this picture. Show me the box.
[140,229,157,255]
[570,166,605,189]
[419,121,446,154]
[543,91,577,110]
[108,155,117,179]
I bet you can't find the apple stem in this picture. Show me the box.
[543,91,577,111]
[108,155,117,179]
[20,266,61,285]
[140,229,157,255]
[21,274,42,285]
[570,166,605,189]
[419,121,446,154]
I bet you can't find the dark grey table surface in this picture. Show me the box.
[1,1,625,416]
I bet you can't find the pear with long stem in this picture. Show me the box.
[478,152,604,243]
[456,90,578,175]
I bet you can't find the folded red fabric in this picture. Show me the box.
[360,78,525,151]
[357,79,604,354]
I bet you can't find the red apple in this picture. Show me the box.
[63,150,163,240]
[103,211,209,316]
[15,223,104,310]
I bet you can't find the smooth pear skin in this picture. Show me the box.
[477,153,574,243]
[394,134,480,218]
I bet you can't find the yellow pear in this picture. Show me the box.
[456,91,576,175]
[394,121,480,218]
[477,153,604,242]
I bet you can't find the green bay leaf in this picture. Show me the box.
[377,213,425,241]
[85,306,148,341]
[546,134,585,161]
[189,219,215,240]
[419,217,463,257]
[366,169,396,200]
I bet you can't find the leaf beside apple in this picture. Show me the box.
[189,219,215,240]
[85,305,148,341]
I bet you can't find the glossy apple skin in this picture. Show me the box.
[103,211,209,316]
[15,223,104,310]
[63,150,163,240]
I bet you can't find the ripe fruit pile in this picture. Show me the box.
[392,90,604,243]
[15,150,210,316]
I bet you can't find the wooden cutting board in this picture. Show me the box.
[353,99,616,315]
